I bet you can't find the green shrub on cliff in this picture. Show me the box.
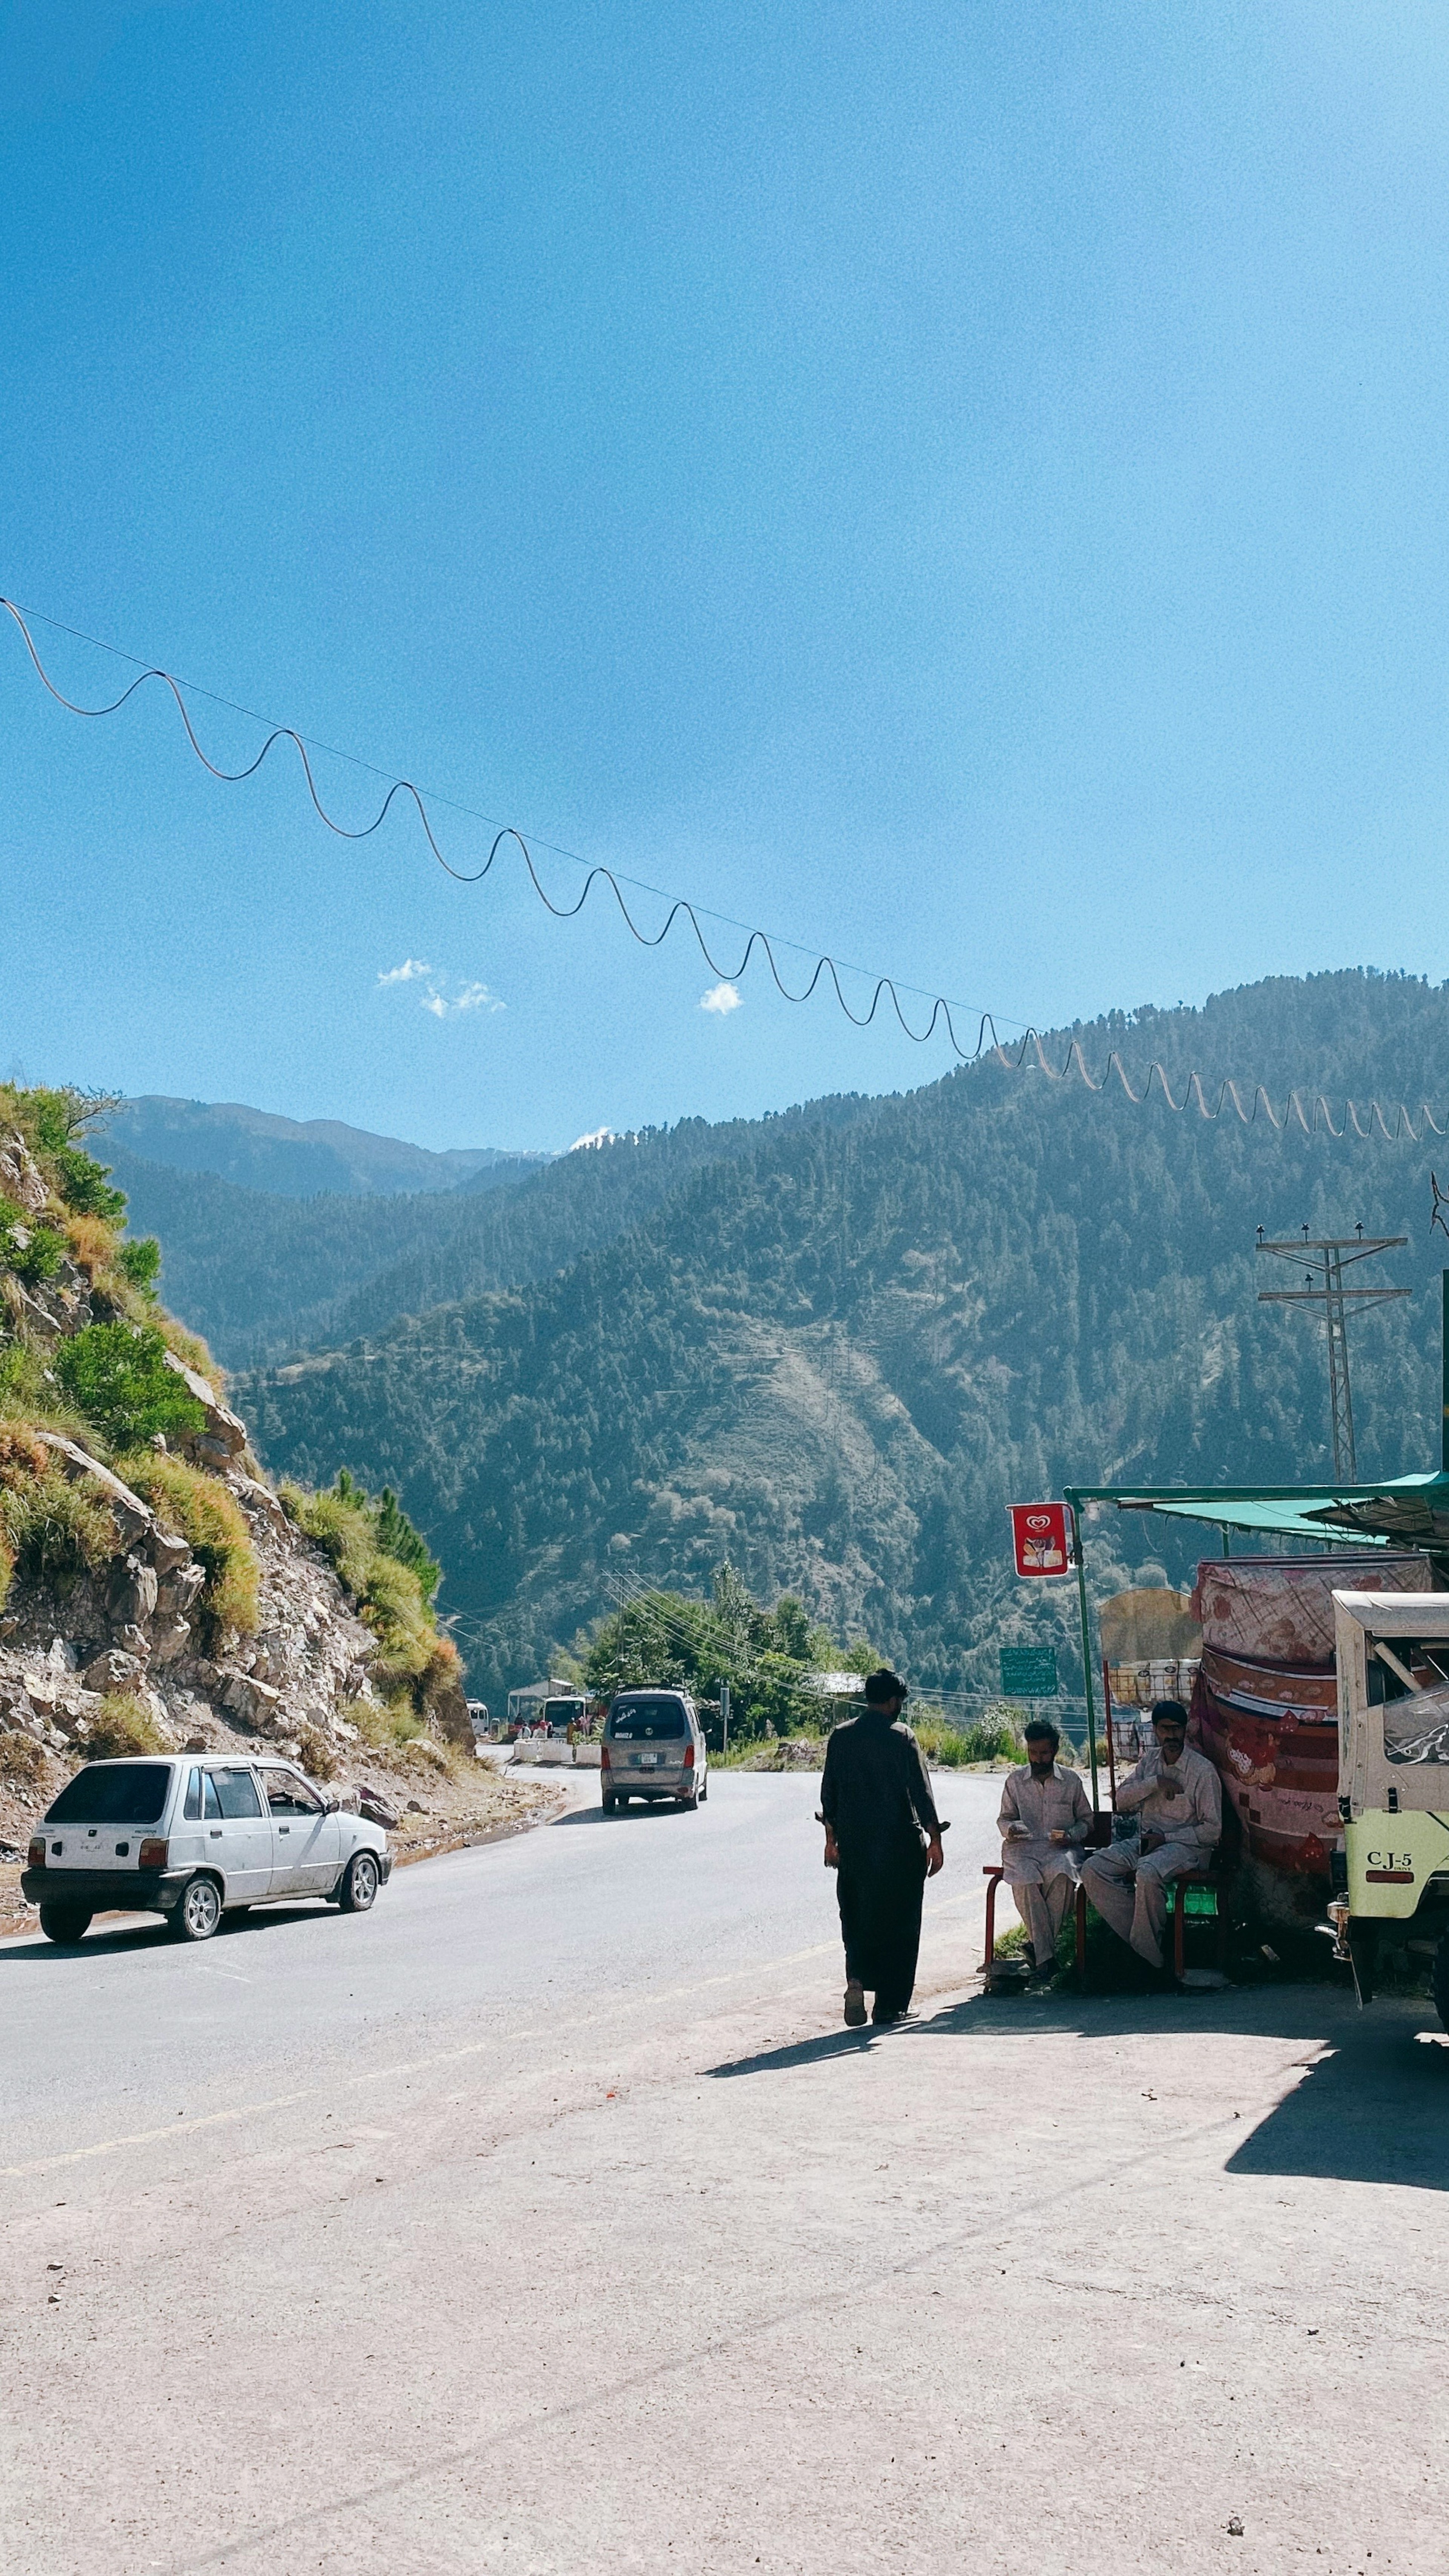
[282,1469,452,1706]
[55,1323,206,1452]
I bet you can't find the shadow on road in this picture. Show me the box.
[711,1982,1449,2190]
[552,1802,700,1827]
[710,2026,878,2076]
[0,1902,348,1962]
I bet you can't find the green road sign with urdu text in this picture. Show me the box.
[998,1646,1059,1697]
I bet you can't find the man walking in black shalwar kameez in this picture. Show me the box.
[819,1670,945,2026]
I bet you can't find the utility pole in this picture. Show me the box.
[1255,1223,1410,1481]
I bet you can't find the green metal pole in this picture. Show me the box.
[1066,1496,1101,1812]
[1441,1271,1448,1474]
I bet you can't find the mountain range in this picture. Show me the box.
[122,966,1445,1704]
[103,1095,549,1200]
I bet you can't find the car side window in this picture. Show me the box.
[183,1766,203,1821]
[203,1773,222,1820]
[262,1769,322,1816]
[209,1766,265,1820]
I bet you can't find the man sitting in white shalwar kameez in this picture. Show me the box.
[1080,1700,1221,1973]
[997,1719,1094,1974]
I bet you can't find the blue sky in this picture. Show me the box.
[3,1,1449,1150]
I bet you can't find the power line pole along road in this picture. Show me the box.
[1255,1225,1410,1481]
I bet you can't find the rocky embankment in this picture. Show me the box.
[0,1421,554,1928]
[0,1103,552,1930]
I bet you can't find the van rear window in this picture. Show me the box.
[46,1765,173,1825]
[609,1699,687,1740]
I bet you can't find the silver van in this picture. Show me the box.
[601,1690,708,1813]
[22,1754,392,1944]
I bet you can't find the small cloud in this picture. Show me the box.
[569,1127,615,1152]
[700,981,742,1017]
[380,963,504,1019]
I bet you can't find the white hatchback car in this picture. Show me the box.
[22,1753,392,1945]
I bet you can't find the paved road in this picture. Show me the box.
[0,1772,1001,2168]
[2,1772,1447,2576]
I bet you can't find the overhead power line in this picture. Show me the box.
[4,593,1446,1141]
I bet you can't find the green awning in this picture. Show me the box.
[1138,1497,1391,1544]
[1064,1471,1449,1552]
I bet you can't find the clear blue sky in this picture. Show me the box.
[3,1,1447,1151]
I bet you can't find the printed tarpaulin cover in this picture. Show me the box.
[1191,1553,1431,1670]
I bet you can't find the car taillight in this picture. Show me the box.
[682,1741,695,1769]
[27,1836,45,1869]
[138,1838,168,1870]
[600,1743,611,1769]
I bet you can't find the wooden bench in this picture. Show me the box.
[982,1863,1087,1987]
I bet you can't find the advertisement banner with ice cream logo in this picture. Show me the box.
[1009,1501,1071,1579]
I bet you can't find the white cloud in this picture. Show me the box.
[569,1127,615,1152]
[380,963,504,1019]
[700,981,742,1016]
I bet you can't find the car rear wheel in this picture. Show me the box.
[601,1788,616,1812]
[171,1876,223,1943]
[338,1850,380,1913]
[38,1903,93,1945]
[1434,1929,1449,2038]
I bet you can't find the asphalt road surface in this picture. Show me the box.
[2,1770,1447,2576]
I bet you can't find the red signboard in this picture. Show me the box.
[1010,1501,1071,1578]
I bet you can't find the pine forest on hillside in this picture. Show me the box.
[213,971,1449,1702]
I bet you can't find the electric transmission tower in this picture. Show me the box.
[1255,1223,1410,1481]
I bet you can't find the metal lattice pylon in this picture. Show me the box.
[1255,1228,1410,1482]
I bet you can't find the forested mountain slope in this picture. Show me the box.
[332,1097,869,1344]
[236,971,1449,1699]
[106,1153,485,1365]
[110,1098,869,1365]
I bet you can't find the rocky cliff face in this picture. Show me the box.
[0,1093,507,1884]
[0,1439,393,1849]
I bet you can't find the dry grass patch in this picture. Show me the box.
[0,1730,45,1788]
[80,1693,167,1759]
[118,1453,259,1642]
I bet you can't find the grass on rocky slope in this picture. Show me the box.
[117,1453,260,1644]
[281,1470,461,1727]
[0,1086,261,1624]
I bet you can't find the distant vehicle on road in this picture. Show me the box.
[506,1680,590,1737]
[601,1690,708,1813]
[22,1755,392,1946]
[467,1699,491,1736]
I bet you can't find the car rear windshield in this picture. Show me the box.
[609,1699,688,1740]
[46,1764,174,1825]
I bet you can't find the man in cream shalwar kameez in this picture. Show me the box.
[1080,1701,1221,1972]
[997,1719,1094,1973]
